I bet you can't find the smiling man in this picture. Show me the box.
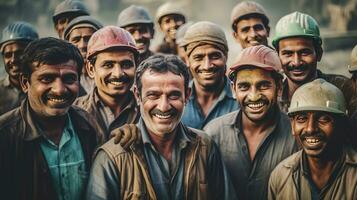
[63,15,103,93]
[231,1,270,49]
[75,26,140,140]
[86,54,236,200]
[0,37,100,200]
[52,0,89,39]
[273,12,353,113]
[268,79,357,199]
[118,5,155,64]
[204,45,297,200]
[155,1,186,55]
[0,21,38,115]
[180,21,239,129]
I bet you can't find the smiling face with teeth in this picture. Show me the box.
[124,24,154,55]
[159,14,185,42]
[188,44,227,91]
[135,70,189,138]
[22,60,79,118]
[89,50,136,101]
[291,111,337,157]
[278,38,321,84]
[234,67,281,123]
[233,17,269,49]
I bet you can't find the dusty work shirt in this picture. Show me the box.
[204,109,298,200]
[80,74,95,94]
[268,145,357,200]
[279,70,354,113]
[0,75,25,115]
[182,78,239,129]
[75,88,140,139]
[40,114,87,200]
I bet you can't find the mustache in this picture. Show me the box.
[300,131,325,139]
[150,108,178,116]
[197,66,223,73]
[135,38,150,44]
[286,64,308,72]
[107,74,130,83]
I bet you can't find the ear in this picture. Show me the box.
[316,46,323,62]
[87,61,95,78]
[185,87,191,104]
[133,85,141,104]
[266,25,271,37]
[150,28,155,39]
[232,31,240,44]
[20,73,29,93]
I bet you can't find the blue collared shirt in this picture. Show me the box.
[40,115,88,200]
[182,78,239,129]
[139,119,190,200]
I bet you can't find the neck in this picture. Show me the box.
[97,89,131,117]
[9,77,21,90]
[286,71,317,101]
[148,128,177,161]
[194,78,225,99]
[32,110,67,145]
[241,106,277,135]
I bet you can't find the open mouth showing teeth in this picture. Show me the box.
[154,114,172,119]
[247,102,264,110]
[48,97,66,103]
[110,81,124,86]
[305,138,321,144]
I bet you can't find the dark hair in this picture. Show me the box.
[135,54,190,96]
[21,37,83,78]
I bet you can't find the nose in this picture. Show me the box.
[132,30,142,40]
[52,79,67,95]
[112,64,124,77]
[201,57,213,70]
[305,114,318,134]
[248,28,258,38]
[291,53,302,66]
[78,38,87,49]
[157,96,171,112]
[170,19,177,28]
[247,87,262,101]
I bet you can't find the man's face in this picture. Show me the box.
[234,68,280,122]
[55,15,77,38]
[136,70,189,138]
[279,37,319,84]
[188,44,226,90]
[89,50,136,100]
[160,14,185,42]
[291,111,336,157]
[22,60,79,118]
[2,41,28,86]
[68,27,96,60]
[233,17,269,48]
[124,24,154,55]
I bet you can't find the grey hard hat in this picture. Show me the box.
[63,15,103,40]
[348,44,357,72]
[52,0,89,23]
[117,5,153,28]
[156,1,185,24]
[0,21,39,52]
[176,21,194,46]
[288,79,347,115]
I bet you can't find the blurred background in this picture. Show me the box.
[0,0,356,77]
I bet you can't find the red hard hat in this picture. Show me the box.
[86,25,138,59]
[229,45,283,81]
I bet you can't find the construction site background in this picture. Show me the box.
[0,0,356,77]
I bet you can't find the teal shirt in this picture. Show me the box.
[40,115,88,200]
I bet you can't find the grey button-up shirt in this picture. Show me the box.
[204,109,298,200]
[182,78,239,129]
[0,75,25,115]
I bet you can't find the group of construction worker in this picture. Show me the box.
[0,0,356,199]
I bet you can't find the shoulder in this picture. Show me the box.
[98,138,130,161]
[0,107,22,131]
[270,151,302,187]
[204,111,238,136]
[74,93,93,109]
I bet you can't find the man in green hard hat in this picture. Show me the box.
[118,5,155,64]
[268,79,357,199]
[272,11,354,114]
[0,21,38,115]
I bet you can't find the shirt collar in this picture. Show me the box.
[138,118,191,150]
[93,87,137,110]
[189,77,234,100]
